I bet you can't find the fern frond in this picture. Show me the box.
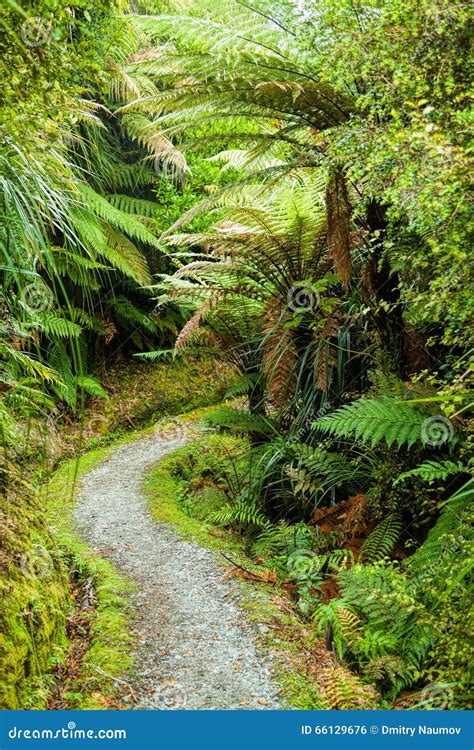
[203,407,275,437]
[38,313,82,339]
[79,183,161,249]
[321,666,379,709]
[75,375,108,399]
[106,193,161,218]
[395,460,468,485]
[314,397,430,449]
[207,501,269,530]
[360,514,403,562]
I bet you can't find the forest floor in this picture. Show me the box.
[73,419,283,710]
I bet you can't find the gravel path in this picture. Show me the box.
[74,423,282,709]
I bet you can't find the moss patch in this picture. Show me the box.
[62,352,235,455]
[0,464,69,709]
[42,447,134,709]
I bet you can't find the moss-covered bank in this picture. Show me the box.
[42,447,134,709]
[0,464,68,709]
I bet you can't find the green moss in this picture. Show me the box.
[144,431,326,709]
[0,466,69,709]
[62,353,236,454]
[43,448,134,709]
[145,433,247,556]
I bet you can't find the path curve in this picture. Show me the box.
[74,423,281,709]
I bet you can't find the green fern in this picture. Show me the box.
[47,340,76,407]
[203,407,275,437]
[38,313,82,339]
[224,374,259,399]
[314,396,433,448]
[395,459,467,485]
[111,295,156,333]
[337,563,433,675]
[407,479,474,580]
[360,514,403,562]
[79,183,161,249]
[364,656,410,688]
[134,349,175,361]
[207,501,269,530]
[106,193,162,218]
[75,375,108,399]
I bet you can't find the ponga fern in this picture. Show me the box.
[314,396,437,449]
[360,513,403,562]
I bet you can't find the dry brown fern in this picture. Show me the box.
[320,665,379,709]
[262,296,297,407]
[342,493,367,537]
[326,168,352,289]
[174,293,220,352]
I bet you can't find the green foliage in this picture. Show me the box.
[360,514,403,563]
[395,459,468,485]
[203,407,275,437]
[315,397,445,449]
[208,500,269,531]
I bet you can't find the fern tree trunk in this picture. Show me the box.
[248,376,267,447]
[363,200,406,377]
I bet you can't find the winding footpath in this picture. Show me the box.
[74,423,282,709]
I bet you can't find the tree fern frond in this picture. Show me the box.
[314,397,433,449]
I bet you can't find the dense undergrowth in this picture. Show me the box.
[1,0,472,712]
[147,430,473,709]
